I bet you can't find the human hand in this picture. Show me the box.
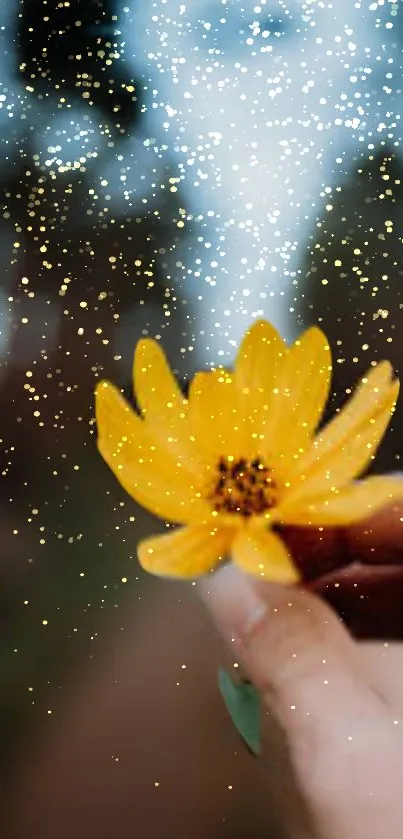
[201,501,403,839]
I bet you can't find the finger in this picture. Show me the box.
[200,565,386,758]
[309,564,403,640]
[281,525,347,581]
[200,566,403,838]
[360,642,403,711]
[283,476,403,574]
[282,503,403,579]
[347,498,403,563]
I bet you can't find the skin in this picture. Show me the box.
[4,501,403,839]
[202,500,403,838]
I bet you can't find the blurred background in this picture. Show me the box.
[0,1,403,836]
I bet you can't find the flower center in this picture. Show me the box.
[209,456,277,517]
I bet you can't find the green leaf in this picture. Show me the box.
[218,667,261,757]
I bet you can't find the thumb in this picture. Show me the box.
[200,565,388,770]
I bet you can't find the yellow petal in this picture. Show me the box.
[272,327,331,445]
[232,527,300,582]
[234,323,331,462]
[235,319,286,392]
[188,368,245,461]
[291,361,395,476]
[133,339,207,473]
[282,378,399,507]
[96,381,209,524]
[133,338,187,422]
[138,523,234,578]
[278,476,403,527]
[234,319,288,456]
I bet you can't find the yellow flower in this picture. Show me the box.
[95,320,402,582]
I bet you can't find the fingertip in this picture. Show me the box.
[199,562,337,650]
[199,563,270,642]
[346,500,403,562]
